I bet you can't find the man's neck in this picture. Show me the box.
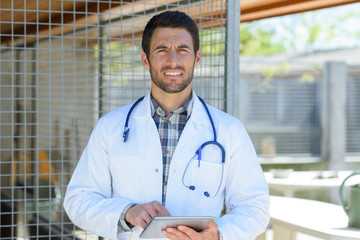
[151,87,192,116]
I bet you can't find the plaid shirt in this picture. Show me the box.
[150,95,194,205]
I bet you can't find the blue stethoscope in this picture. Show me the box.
[123,96,225,198]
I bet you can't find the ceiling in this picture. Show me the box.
[241,0,359,21]
[1,0,359,46]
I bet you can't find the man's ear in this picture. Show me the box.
[141,51,150,70]
[194,50,201,67]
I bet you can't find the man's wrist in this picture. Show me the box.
[125,220,134,229]
[118,203,135,232]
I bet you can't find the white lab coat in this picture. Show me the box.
[64,92,270,240]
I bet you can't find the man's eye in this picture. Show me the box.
[178,49,189,53]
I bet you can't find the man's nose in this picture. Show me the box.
[166,49,180,64]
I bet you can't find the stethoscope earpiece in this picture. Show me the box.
[189,185,195,190]
[204,192,210,197]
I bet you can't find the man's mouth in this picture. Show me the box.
[164,72,182,76]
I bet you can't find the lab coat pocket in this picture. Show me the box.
[184,159,227,209]
[110,156,142,198]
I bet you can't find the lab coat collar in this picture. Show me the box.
[132,93,152,119]
[132,91,211,127]
[188,91,212,127]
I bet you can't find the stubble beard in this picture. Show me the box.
[149,64,195,94]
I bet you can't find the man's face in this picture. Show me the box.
[141,27,201,94]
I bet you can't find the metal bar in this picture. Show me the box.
[98,14,104,119]
[225,0,240,117]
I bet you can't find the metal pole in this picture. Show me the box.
[225,0,240,118]
[97,5,105,240]
[322,62,347,169]
[31,44,39,225]
[98,15,105,119]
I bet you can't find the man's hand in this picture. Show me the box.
[124,200,171,229]
[162,220,219,240]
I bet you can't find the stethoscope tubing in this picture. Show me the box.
[123,96,144,142]
[181,153,225,198]
[123,95,225,198]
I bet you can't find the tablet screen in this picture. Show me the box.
[139,216,215,239]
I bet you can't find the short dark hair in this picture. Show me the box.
[142,11,199,59]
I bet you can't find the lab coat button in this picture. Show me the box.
[155,169,159,172]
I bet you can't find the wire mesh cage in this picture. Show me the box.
[1,0,228,239]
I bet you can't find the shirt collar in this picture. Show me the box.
[150,92,194,119]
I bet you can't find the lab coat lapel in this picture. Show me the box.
[172,94,212,163]
[131,93,163,203]
[133,93,152,119]
[132,93,163,164]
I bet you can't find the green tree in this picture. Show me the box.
[240,23,286,56]
[266,4,360,52]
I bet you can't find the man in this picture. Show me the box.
[64,11,269,240]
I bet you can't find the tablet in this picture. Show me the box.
[139,216,215,239]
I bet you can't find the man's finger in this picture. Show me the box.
[177,225,196,238]
[139,211,152,225]
[144,203,158,218]
[125,201,171,229]
[137,218,148,229]
[163,227,190,240]
[125,204,152,227]
[152,201,171,216]
[177,220,219,239]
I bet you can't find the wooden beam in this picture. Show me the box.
[1,1,80,41]
[241,0,359,22]
[2,0,180,46]
[78,0,226,45]
[1,0,126,45]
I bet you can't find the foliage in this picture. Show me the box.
[94,42,142,87]
[249,62,321,93]
[200,29,226,57]
[240,4,360,91]
[250,63,290,93]
[241,3,360,54]
[299,65,322,83]
[261,63,289,81]
[240,23,286,56]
